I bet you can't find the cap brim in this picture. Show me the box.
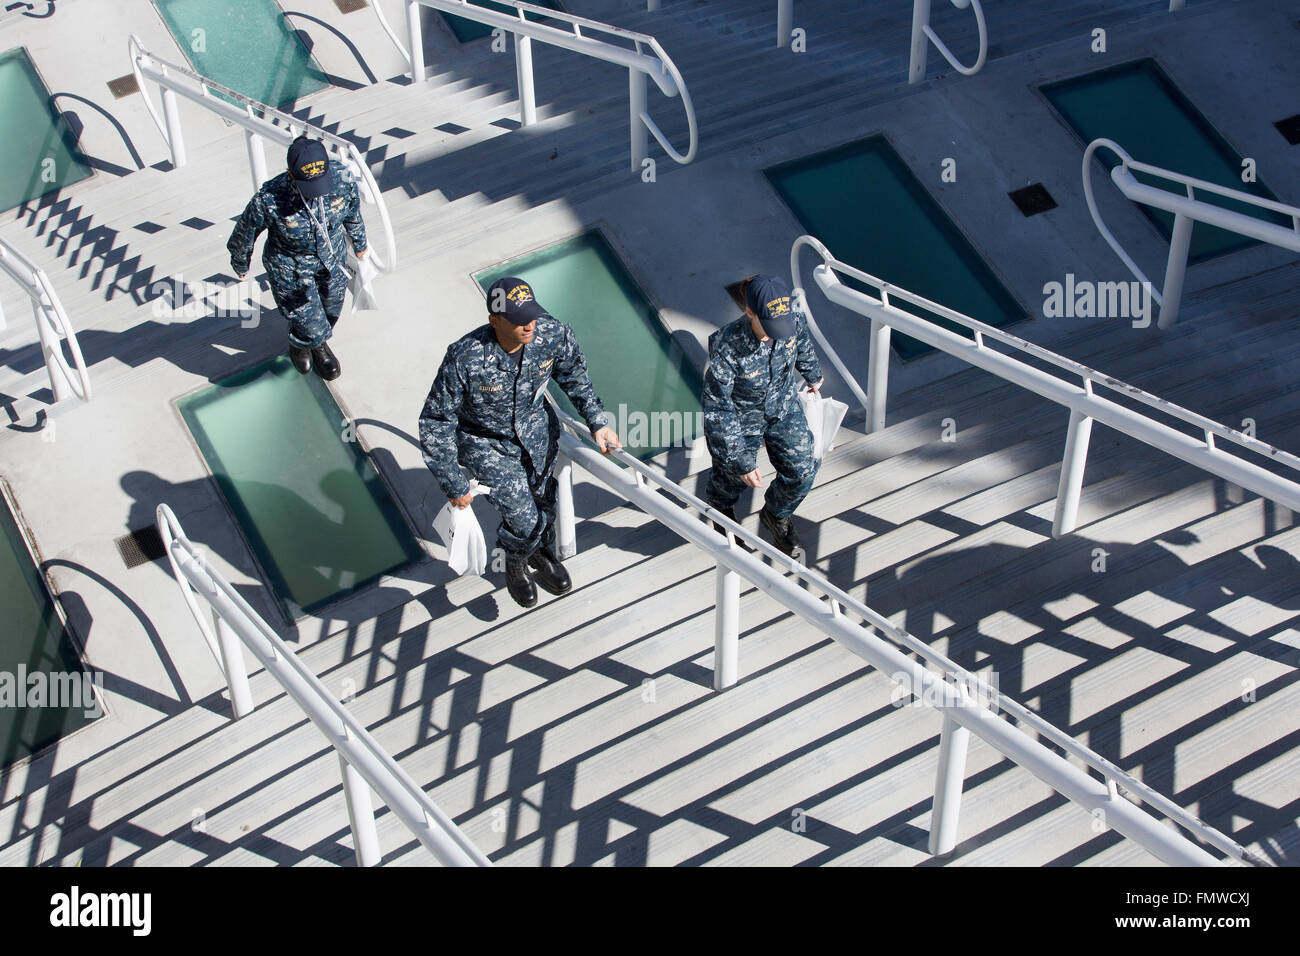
[504,300,550,326]
[294,172,332,199]
[760,317,797,339]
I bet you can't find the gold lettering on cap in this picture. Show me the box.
[766,296,791,317]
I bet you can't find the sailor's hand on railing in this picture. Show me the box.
[741,469,764,488]
[592,426,622,454]
[450,492,474,509]
[355,247,368,259]
[805,378,824,393]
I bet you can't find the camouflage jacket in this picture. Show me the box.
[702,312,824,474]
[227,159,367,285]
[419,317,609,499]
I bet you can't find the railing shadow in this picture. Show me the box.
[283,10,380,87]
[49,92,147,177]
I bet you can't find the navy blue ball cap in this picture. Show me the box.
[486,276,550,326]
[287,137,332,199]
[745,274,797,339]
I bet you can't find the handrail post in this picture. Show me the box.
[777,0,793,47]
[866,319,891,433]
[33,300,71,402]
[515,33,537,127]
[629,67,648,172]
[212,608,255,718]
[339,752,383,866]
[1053,408,1094,538]
[908,0,931,84]
[245,128,268,192]
[714,563,739,690]
[646,0,659,10]
[0,294,7,332]
[1156,213,1194,330]
[161,85,187,168]
[928,710,970,856]
[1169,0,1185,10]
[555,459,577,559]
[406,0,426,83]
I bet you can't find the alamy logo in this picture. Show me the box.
[613,403,704,449]
[50,886,151,936]
[150,275,261,326]
[890,670,1000,715]
[0,666,103,719]
[1042,274,1155,328]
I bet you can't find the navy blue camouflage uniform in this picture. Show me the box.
[419,317,608,560]
[227,159,367,350]
[703,311,823,519]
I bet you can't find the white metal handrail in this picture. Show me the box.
[910,0,988,84]
[126,35,398,271]
[548,406,1252,864]
[396,0,697,171]
[0,237,91,403]
[1083,138,1300,329]
[790,233,1300,541]
[155,504,490,867]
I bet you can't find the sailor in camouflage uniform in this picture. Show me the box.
[703,274,824,559]
[227,136,369,381]
[419,277,621,608]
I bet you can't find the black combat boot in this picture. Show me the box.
[312,342,341,381]
[505,556,537,608]
[760,505,804,560]
[711,505,753,552]
[528,545,572,596]
[289,344,312,375]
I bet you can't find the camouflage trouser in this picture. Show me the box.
[270,265,349,350]
[457,419,560,561]
[705,405,818,520]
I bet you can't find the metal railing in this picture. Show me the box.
[910,0,987,84]
[1083,138,1300,329]
[547,405,1254,865]
[126,36,398,270]
[0,237,91,403]
[155,504,490,867]
[393,0,697,172]
[790,234,1300,539]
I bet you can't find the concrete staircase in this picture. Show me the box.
[5,0,1298,868]
[4,249,1298,866]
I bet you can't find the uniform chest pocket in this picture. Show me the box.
[733,358,767,397]
[530,358,554,403]
[771,345,794,375]
[468,376,507,412]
